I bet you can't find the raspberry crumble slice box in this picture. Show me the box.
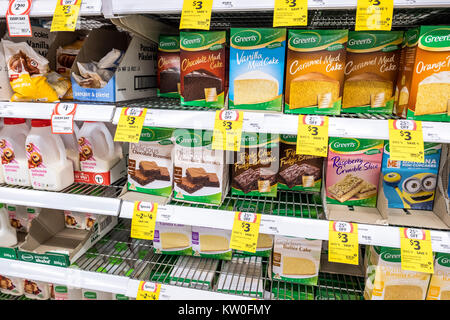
[285,29,348,115]
[407,26,450,122]
[342,31,403,114]
[326,137,384,207]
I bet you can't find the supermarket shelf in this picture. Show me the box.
[0,178,125,216]
[0,101,115,122]
[113,101,450,143]
[110,0,450,15]
[119,191,450,254]
[0,0,103,17]
[0,292,29,300]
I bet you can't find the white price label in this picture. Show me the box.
[6,0,32,37]
[51,103,77,134]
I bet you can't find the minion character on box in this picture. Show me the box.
[382,142,441,211]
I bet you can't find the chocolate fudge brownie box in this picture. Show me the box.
[232,132,280,197]
[180,31,227,108]
[229,28,286,111]
[127,127,174,197]
[172,129,228,206]
[278,134,324,192]
[285,29,348,115]
[326,137,384,207]
[157,35,180,98]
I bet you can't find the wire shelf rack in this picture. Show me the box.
[0,292,30,300]
[73,220,365,300]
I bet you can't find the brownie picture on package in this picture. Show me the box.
[183,69,223,102]
[278,163,321,189]
[233,167,278,194]
[176,167,220,194]
[130,160,170,186]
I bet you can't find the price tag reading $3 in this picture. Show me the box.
[400,228,434,274]
[388,119,424,163]
[355,0,394,31]
[328,221,359,265]
[212,110,244,151]
[114,107,147,143]
[131,201,158,240]
[136,282,161,300]
[179,0,213,30]
[273,0,308,27]
[50,0,82,32]
[296,115,329,157]
[230,212,261,253]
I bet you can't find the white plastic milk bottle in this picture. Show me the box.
[77,121,120,173]
[0,118,30,186]
[26,119,74,191]
[61,122,80,171]
[0,203,17,247]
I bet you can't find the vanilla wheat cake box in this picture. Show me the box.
[426,253,450,300]
[285,29,348,115]
[407,26,450,122]
[342,31,403,114]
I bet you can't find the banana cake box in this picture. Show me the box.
[426,253,450,300]
[382,142,441,211]
[153,222,193,256]
[127,127,175,198]
[271,236,322,285]
[364,246,431,300]
[191,226,232,260]
[326,137,384,207]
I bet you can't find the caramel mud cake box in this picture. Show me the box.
[285,30,348,115]
[364,246,430,300]
[342,31,403,114]
[232,132,280,197]
[278,134,324,192]
[157,35,180,98]
[229,28,286,111]
[128,127,174,197]
[172,129,227,205]
[326,137,383,207]
[180,31,227,108]
[407,26,450,122]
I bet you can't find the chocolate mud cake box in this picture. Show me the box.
[173,129,228,206]
[232,132,280,197]
[325,137,383,207]
[157,35,180,98]
[180,31,227,108]
[128,127,174,197]
[278,134,324,192]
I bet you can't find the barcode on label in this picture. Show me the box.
[134,75,156,90]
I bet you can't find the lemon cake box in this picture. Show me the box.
[342,31,403,114]
[407,26,450,122]
[285,29,348,115]
[153,222,193,256]
[191,226,232,260]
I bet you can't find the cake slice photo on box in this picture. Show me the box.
[285,29,348,115]
[191,226,232,260]
[326,137,384,207]
[153,222,193,256]
[157,35,180,98]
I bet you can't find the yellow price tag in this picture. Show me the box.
[114,107,147,143]
[400,228,434,274]
[328,221,359,265]
[130,201,158,240]
[388,119,424,163]
[229,212,261,253]
[179,0,213,30]
[136,282,161,300]
[212,110,244,151]
[273,0,307,27]
[355,0,393,31]
[50,0,82,32]
[296,115,329,157]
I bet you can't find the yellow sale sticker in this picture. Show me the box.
[388,119,424,163]
[179,0,213,30]
[273,0,307,27]
[50,0,82,32]
[230,212,261,253]
[131,201,158,241]
[212,110,244,151]
[114,107,147,143]
[355,0,394,31]
[328,221,359,265]
[136,282,161,300]
[296,115,329,157]
[400,228,434,274]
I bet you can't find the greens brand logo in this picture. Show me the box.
[348,33,374,49]
[21,253,34,262]
[159,37,179,51]
[420,28,450,48]
[140,128,155,140]
[437,255,450,267]
[84,292,97,299]
[290,32,320,49]
[231,30,262,47]
[181,33,204,48]
[175,131,204,146]
[330,138,359,152]
[381,251,401,262]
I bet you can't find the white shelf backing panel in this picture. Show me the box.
[0,0,102,17]
[0,180,124,216]
[113,106,450,144]
[0,102,115,122]
[110,0,450,15]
